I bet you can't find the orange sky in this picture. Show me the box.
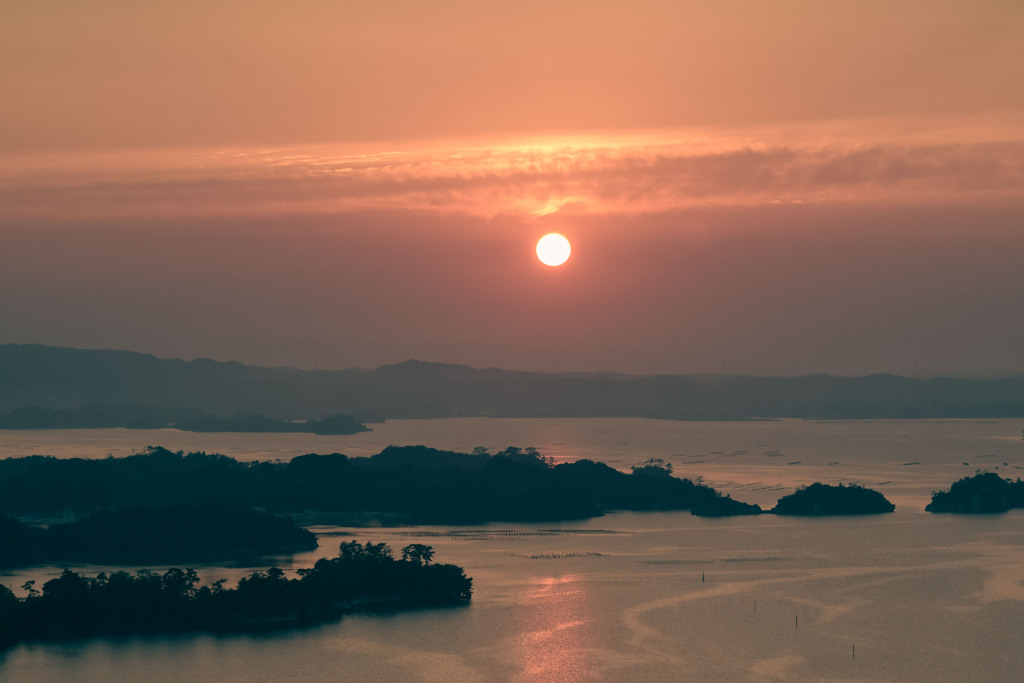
[2,1,1023,375]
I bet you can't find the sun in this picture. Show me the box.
[536,233,571,267]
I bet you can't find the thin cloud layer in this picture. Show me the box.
[3,128,1023,224]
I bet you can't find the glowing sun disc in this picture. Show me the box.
[536,233,571,266]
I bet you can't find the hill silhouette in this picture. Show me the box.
[3,344,1024,421]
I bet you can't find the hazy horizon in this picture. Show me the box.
[3,2,1023,377]
[9,341,1024,382]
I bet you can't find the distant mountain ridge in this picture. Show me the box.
[1,344,1024,422]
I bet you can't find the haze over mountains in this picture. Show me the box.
[1,344,1023,425]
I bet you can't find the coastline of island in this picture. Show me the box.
[769,482,896,515]
[0,541,471,651]
[926,472,1024,513]
[0,446,761,523]
[0,505,317,569]
[5,446,1018,528]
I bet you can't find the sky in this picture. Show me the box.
[2,1,1024,376]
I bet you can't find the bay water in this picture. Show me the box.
[2,418,1023,681]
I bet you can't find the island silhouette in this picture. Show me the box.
[770,482,895,515]
[926,472,1024,513]
[0,504,317,569]
[0,541,471,651]
[5,446,1013,526]
[0,446,761,523]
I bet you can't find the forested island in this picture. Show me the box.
[5,447,1018,525]
[0,446,760,522]
[0,541,471,650]
[770,483,895,515]
[926,472,1024,513]
[0,505,317,569]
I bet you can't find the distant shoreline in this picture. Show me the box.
[0,408,370,435]
[3,344,1024,422]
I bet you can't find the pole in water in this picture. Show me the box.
[852,643,855,659]
[795,615,798,630]
[753,600,757,614]
[702,572,705,583]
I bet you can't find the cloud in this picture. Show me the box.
[2,127,1023,224]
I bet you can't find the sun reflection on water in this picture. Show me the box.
[515,574,595,682]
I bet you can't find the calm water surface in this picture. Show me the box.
[2,418,1024,681]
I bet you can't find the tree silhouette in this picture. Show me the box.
[401,543,435,565]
